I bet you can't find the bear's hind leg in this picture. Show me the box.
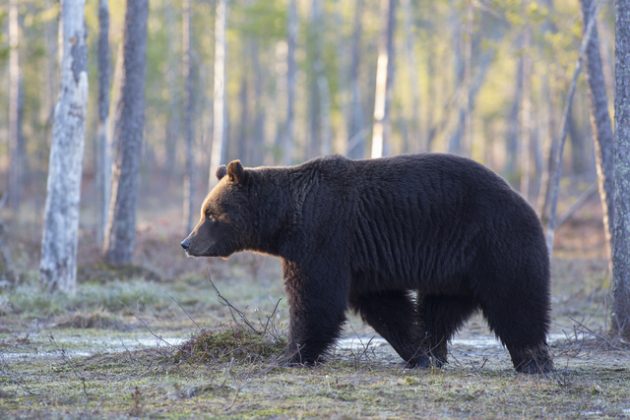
[421,295,478,367]
[350,290,429,368]
[478,294,553,374]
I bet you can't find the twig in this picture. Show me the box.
[207,272,260,334]
[167,293,202,331]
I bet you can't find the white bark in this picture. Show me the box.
[209,0,228,188]
[40,0,89,294]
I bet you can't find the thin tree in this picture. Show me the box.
[447,1,472,156]
[401,0,420,153]
[96,0,111,245]
[40,0,89,294]
[209,0,227,188]
[540,0,600,254]
[103,0,149,266]
[371,0,398,158]
[308,0,332,157]
[164,2,181,176]
[183,0,196,233]
[611,0,630,338]
[346,0,365,159]
[8,0,24,210]
[284,0,298,164]
[580,0,615,265]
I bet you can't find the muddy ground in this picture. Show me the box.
[1,200,630,418]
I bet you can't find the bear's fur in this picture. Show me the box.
[181,154,553,373]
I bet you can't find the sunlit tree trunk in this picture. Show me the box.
[346,0,365,159]
[8,0,24,210]
[182,0,196,234]
[40,0,89,294]
[96,0,111,246]
[580,0,615,265]
[371,0,397,158]
[209,0,227,187]
[611,0,630,338]
[104,0,149,266]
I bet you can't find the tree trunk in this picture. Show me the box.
[103,0,149,266]
[611,0,630,338]
[308,0,332,158]
[96,0,111,246]
[8,0,24,210]
[209,0,227,188]
[540,0,600,255]
[40,0,89,294]
[182,0,196,234]
[401,0,420,153]
[371,0,397,158]
[447,1,473,156]
[346,0,365,159]
[580,0,615,265]
[164,1,181,176]
[505,35,525,185]
[283,0,298,164]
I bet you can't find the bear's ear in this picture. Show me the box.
[226,160,246,183]
[216,165,227,180]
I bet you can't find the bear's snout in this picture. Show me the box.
[180,238,191,252]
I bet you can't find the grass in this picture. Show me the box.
[0,244,628,417]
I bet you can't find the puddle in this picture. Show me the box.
[0,334,188,361]
[0,331,582,362]
[336,332,575,352]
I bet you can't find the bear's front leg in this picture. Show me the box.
[282,260,348,366]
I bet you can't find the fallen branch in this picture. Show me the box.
[558,183,598,227]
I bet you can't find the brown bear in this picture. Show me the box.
[181,154,553,373]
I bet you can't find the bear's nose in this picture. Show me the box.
[180,239,191,251]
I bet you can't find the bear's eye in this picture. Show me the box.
[205,210,216,222]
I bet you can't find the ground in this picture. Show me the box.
[1,190,629,418]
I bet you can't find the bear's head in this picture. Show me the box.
[181,160,256,258]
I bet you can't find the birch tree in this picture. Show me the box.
[371,0,397,159]
[104,0,149,266]
[96,0,111,245]
[611,0,630,338]
[8,0,24,210]
[209,0,227,188]
[580,0,615,263]
[40,0,88,294]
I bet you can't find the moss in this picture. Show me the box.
[77,263,162,284]
[53,310,130,331]
[174,328,286,364]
